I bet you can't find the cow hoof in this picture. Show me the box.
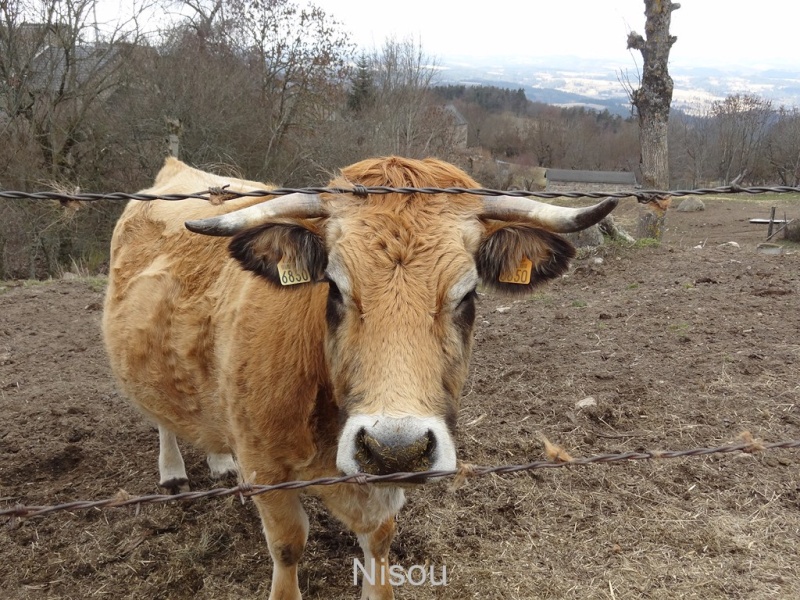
[207,453,239,480]
[159,477,190,494]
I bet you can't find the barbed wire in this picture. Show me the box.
[1,185,800,205]
[3,437,798,523]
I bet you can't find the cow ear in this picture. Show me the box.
[476,223,576,294]
[228,222,327,287]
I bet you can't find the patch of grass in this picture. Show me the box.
[602,237,636,251]
[0,276,108,294]
[84,276,108,293]
[633,237,660,248]
[780,239,800,251]
[528,292,551,303]
[668,322,693,344]
[668,322,691,334]
[706,192,800,205]
[0,279,52,294]
[571,299,588,308]
[627,282,640,290]
[20,279,53,287]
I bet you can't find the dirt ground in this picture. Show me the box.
[1,196,799,599]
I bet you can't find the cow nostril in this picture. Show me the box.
[421,429,436,460]
[353,427,436,475]
[353,427,372,468]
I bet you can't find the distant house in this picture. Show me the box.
[28,43,122,95]
[9,23,123,95]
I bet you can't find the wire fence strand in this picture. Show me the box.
[2,185,800,205]
[3,437,798,523]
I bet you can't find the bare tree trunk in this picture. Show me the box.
[166,118,183,158]
[627,0,680,239]
[636,195,671,239]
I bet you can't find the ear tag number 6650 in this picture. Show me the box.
[277,259,311,286]
[499,257,532,285]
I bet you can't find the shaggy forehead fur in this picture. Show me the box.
[325,156,484,301]
[316,157,485,417]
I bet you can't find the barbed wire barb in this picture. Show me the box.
[3,437,799,523]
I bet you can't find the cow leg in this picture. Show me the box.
[157,425,189,493]
[356,518,396,600]
[318,486,403,600]
[206,452,238,480]
[252,490,309,600]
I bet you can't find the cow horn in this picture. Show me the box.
[185,193,326,236]
[481,196,618,233]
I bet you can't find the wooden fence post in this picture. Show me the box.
[767,206,776,239]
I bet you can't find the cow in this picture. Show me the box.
[102,156,616,600]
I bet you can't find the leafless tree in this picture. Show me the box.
[324,36,459,167]
[367,37,452,157]
[626,0,680,239]
[669,108,714,187]
[233,0,351,176]
[153,0,353,183]
[765,106,800,186]
[0,0,148,187]
[0,0,150,277]
[710,94,773,184]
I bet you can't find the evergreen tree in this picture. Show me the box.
[348,54,374,113]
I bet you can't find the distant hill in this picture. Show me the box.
[434,55,800,114]
[449,75,631,116]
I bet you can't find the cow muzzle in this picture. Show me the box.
[336,415,457,476]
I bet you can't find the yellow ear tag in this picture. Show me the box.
[277,259,311,286]
[499,257,533,285]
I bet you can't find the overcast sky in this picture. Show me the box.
[314,0,798,70]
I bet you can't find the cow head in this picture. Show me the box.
[186,157,616,477]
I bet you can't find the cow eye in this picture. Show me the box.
[325,277,343,304]
[325,277,345,328]
[456,288,477,311]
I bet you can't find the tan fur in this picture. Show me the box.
[321,158,484,420]
[103,156,573,599]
